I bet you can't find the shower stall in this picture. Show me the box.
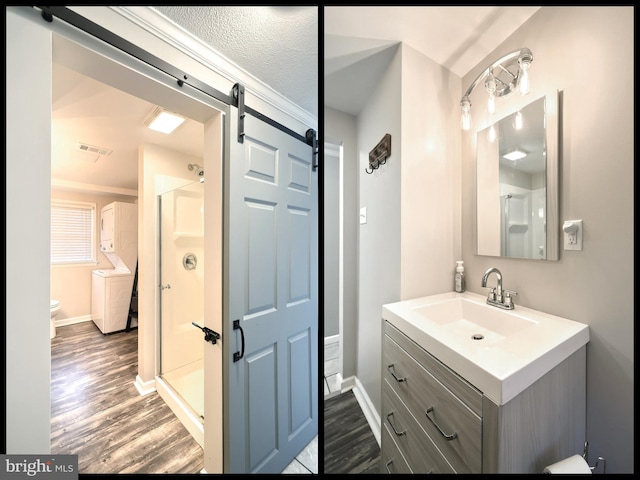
[500,190,546,259]
[501,193,528,257]
[155,179,205,447]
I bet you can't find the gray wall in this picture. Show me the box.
[355,46,403,414]
[460,7,633,473]
[329,41,460,419]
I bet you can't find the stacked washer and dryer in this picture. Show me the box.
[91,201,138,334]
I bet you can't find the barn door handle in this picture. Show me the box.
[233,319,245,362]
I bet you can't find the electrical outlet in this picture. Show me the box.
[563,220,583,251]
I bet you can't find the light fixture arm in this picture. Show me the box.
[461,47,533,101]
[459,48,532,130]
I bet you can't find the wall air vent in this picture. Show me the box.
[76,142,113,156]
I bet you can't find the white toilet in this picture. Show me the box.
[50,299,61,339]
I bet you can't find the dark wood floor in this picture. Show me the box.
[323,390,381,474]
[50,321,204,474]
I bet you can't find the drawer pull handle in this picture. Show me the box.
[425,406,458,441]
[387,363,406,383]
[385,460,393,473]
[386,412,406,436]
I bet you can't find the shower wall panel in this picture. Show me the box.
[160,183,205,377]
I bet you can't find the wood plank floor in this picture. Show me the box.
[50,321,204,474]
[323,390,381,474]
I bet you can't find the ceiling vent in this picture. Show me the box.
[76,142,112,157]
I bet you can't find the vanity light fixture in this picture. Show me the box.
[460,47,533,131]
[503,149,527,161]
[144,106,185,134]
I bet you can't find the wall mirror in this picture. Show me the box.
[476,92,559,260]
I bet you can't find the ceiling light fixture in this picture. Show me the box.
[460,47,533,131]
[503,149,527,161]
[144,106,185,134]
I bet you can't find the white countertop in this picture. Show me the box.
[382,291,589,405]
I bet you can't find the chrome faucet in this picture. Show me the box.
[481,267,517,310]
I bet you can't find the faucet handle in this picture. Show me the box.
[484,286,496,301]
[504,290,518,306]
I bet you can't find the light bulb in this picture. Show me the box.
[518,61,530,95]
[514,111,523,130]
[485,73,496,115]
[461,111,471,131]
[460,98,471,131]
[487,95,496,115]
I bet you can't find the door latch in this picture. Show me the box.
[192,322,220,345]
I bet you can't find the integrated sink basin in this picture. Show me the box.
[412,297,536,340]
[383,291,589,405]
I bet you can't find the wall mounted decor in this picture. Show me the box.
[366,133,391,174]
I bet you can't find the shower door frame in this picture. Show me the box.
[157,181,207,443]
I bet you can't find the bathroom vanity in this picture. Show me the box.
[380,291,589,474]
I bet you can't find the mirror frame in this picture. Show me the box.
[474,90,560,261]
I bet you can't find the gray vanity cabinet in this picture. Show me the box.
[381,320,587,474]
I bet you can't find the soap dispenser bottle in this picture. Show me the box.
[455,261,465,293]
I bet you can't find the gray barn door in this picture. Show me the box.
[224,110,318,473]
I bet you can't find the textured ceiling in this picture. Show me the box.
[153,6,318,119]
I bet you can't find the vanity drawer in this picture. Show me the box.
[385,320,482,415]
[380,423,412,474]
[382,379,455,474]
[383,331,482,473]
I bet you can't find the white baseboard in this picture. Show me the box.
[339,374,356,393]
[350,377,381,447]
[55,315,92,327]
[133,375,156,396]
[55,315,137,331]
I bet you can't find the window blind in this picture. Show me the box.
[51,201,96,265]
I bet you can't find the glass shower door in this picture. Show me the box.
[159,180,205,419]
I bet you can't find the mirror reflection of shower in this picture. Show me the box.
[502,194,513,257]
[188,163,204,183]
[500,191,544,259]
